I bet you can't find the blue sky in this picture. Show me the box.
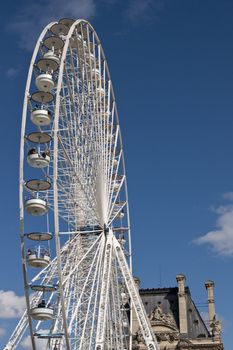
[0,0,232,348]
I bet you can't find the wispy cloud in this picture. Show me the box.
[194,193,233,257]
[200,311,229,332]
[0,290,25,318]
[6,67,20,79]
[20,336,31,350]
[222,191,233,201]
[7,0,169,50]
[125,0,165,22]
[20,334,47,349]
[0,327,5,336]
[7,0,96,50]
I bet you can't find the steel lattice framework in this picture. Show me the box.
[4,19,159,350]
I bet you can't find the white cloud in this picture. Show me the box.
[7,0,167,50]
[7,0,96,50]
[0,290,25,318]
[125,0,165,22]
[194,198,233,256]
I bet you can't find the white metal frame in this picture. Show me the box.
[5,19,159,350]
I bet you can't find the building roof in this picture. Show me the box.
[139,287,210,339]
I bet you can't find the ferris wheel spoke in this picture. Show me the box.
[62,233,103,286]
[108,200,127,228]
[113,236,159,350]
[108,262,124,349]
[106,124,120,201]
[78,240,105,349]
[95,233,114,350]
[68,235,105,344]
[57,105,100,203]
[107,176,126,224]
[105,95,115,180]
[107,150,123,215]
[56,134,100,224]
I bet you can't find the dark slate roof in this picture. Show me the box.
[139,287,210,339]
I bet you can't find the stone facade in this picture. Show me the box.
[132,275,224,350]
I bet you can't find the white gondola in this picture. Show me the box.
[50,23,69,36]
[35,73,55,92]
[115,211,124,219]
[59,18,75,28]
[31,284,57,292]
[37,57,59,73]
[31,91,54,104]
[100,110,110,119]
[30,306,54,321]
[31,109,52,126]
[121,292,128,302]
[27,232,53,241]
[27,131,52,144]
[43,36,64,51]
[118,236,126,246]
[113,182,121,192]
[91,68,100,79]
[96,87,105,97]
[112,175,123,192]
[43,50,60,64]
[108,133,115,142]
[35,331,64,339]
[25,198,48,216]
[27,252,51,268]
[27,152,50,168]
[123,320,128,328]
[89,52,95,62]
[113,158,118,167]
[70,34,87,50]
[25,179,51,192]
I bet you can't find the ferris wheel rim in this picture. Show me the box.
[19,20,58,350]
[18,18,133,350]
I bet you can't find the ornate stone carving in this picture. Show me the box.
[155,332,180,343]
[176,338,192,349]
[210,316,222,341]
[149,304,178,330]
[134,329,146,345]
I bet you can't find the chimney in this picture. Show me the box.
[134,277,141,289]
[132,277,141,334]
[205,280,216,322]
[176,274,188,336]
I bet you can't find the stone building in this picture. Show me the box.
[132,274,224,350]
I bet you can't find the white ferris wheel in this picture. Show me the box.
[5,18,159,350]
